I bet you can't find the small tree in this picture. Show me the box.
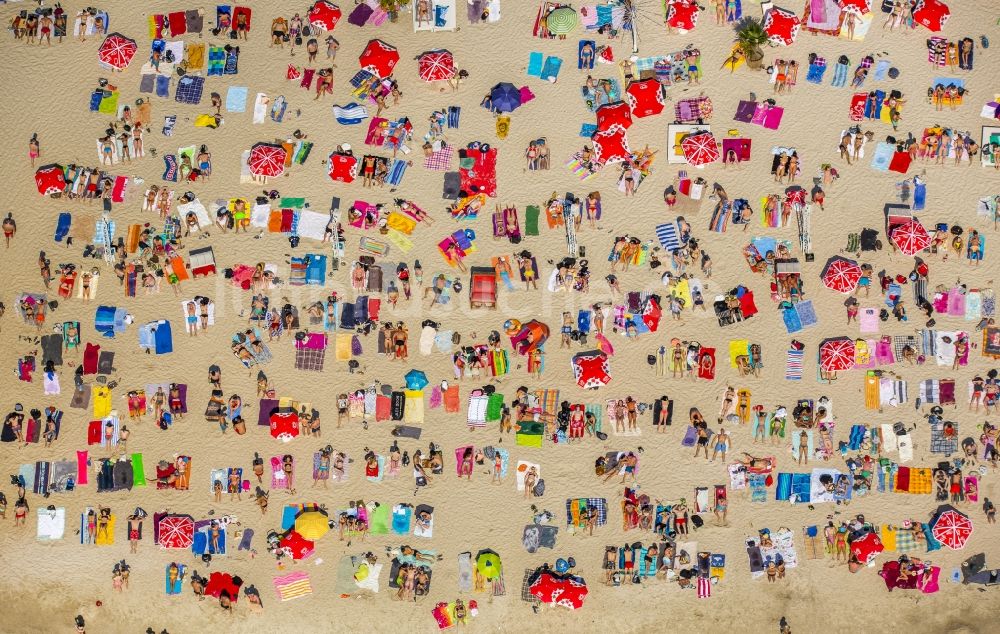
[381,0,412,21]
[734,16,769,69]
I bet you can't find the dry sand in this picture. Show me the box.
[1,1,999,632]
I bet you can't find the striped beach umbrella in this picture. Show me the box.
[546,7,579,35]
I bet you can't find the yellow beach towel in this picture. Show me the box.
[96,515,116,545]
[336,334,352,361]
[729,339,749,368]
[186,43,206,70]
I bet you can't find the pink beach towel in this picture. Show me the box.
[932,292,949,313]
[948,289,966,316]
[520,86,536,104]
[428,385,442,409]
[859,308,879,333]
[762,107,784,130]
[77,450,89,485]
[875,338,895,365]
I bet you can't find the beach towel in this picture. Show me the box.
[540,57,563,82]
[225,86,248,113]
[274,571,313,601]
[527,51,544,76]
[806,56,827,83]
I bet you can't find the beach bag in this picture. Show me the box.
[596,431,608,441]
[391,391,405,420]
[532,479,545,497]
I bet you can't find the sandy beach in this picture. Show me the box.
[1,1,999,632]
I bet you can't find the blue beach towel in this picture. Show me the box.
[806,61,826,84]
[832,62,849,88]
[392,505,413,534]
[55,213,71,242]
[226,86,248,112]
[579,123,597,137]
[783,305,803,333]
[162,154,178,181]
[332,103,367,125]
[527,51,544,77]
[796,300,817,327]
[578,40,596,69]
[870,143,893,171]
[540,57,563,82]
[874,60,890,81]
[155,75,171,98]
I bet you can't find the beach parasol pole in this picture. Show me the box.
[624,0,639,53]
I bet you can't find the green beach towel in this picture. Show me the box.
[369,503,390,535]
[486,393,504,422]
[98,92,119,115]
[585,404,603,433]
[131,453,146,487]
[525,206,540,236]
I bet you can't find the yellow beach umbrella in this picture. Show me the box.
[294,509,330,541]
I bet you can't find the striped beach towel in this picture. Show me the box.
[785,349,803,380]
[273,571,312,601]
[655,222,680,250]
[386,159,407,186]
[697,575,711,598]
[879,378,907,407]
[565,156,600,180]
[332,103,368,125]
[919,379,939,404]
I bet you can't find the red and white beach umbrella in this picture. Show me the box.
[820,337,855,372]
[35,164,66,196]
[157,514,195,549]
[279,530,315,560]
[359,39,400,79]
[308,1,342,31]
[625,78,664,118]
[595,101,632,132]
[98,33,138,70]
[417,50,456,82]
[572,351,612,389]
[890,219,931,256]
[248,143,287,178]
[666,0,699,32]
[591,125,631,165]
[850,531,884,565]
[763,7,801,46]
[680,131,720,167]
[931,505,973,550]
[835,0,871,17]
[529,571,589,609]
[328,151,358,183]
[912,0,949,32]
[270,410,300,442]
[821,257,863,294]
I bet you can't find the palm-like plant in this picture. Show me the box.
[734,16,769,66]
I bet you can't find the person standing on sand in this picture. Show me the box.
[28,134,39,167]
[3,213,15,248]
